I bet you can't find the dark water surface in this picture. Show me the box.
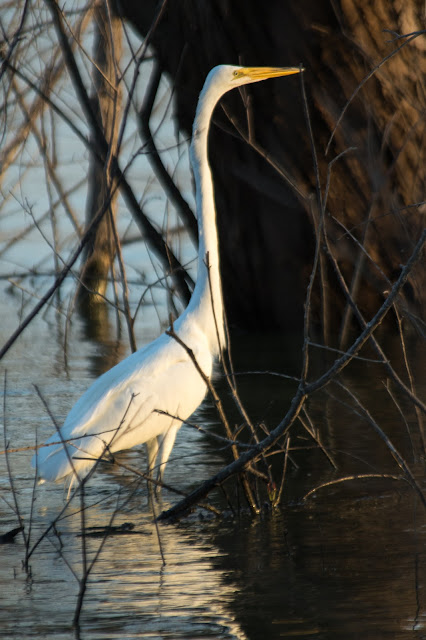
[0,289,425,639]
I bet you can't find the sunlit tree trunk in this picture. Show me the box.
[79,4,122,307]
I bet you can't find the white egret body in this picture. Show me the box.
[32,65,301,485]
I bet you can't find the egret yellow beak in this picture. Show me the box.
[233,66,303,81]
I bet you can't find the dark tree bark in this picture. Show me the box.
[117,0,425,338]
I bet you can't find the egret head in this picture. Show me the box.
[204,64,303,96]
[194,64,303,131]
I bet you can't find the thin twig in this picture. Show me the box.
[303,473,403,501]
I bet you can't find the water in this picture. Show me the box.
[0,282,425,639]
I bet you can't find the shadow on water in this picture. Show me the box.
[1,289,425,639]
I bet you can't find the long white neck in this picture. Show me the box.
[181,80,226,353]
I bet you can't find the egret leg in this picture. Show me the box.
[156,425,179,483]
[145,437,159,476]
[145,437,161,503]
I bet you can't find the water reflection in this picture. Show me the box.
[1,465,247,639]
[212,490,425,640]
[77,296,126,377]
[77,518,247,639]
[2,521,248,639]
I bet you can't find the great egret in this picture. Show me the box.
[32,64,302,486]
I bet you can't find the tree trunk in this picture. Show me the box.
[79,5,122,306]
[117,0,425,338]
